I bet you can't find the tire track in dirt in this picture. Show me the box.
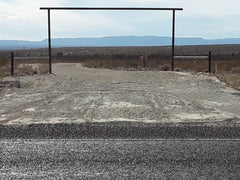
[0,63,240,126]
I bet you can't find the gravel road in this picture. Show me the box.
[0,63,240,126]
[1,139,240,179]
[1,67,240,179]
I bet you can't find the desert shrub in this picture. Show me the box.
[214,61,240,74]
[0,53,9,66]
[39,64,49,74]
[82,60,104,68]
[231,66,240,74]
[0,52,10,80]
[0,70,9,81]
[159,64,171,71]
[13,63,49,76]
[82,58,141,70]
[174,67,183,72]
[16,64,34,76]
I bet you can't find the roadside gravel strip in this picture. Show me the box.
[0,63,240,138]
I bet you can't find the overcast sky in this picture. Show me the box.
[0,0,239,41]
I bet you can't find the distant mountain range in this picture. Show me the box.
[1,36,240,50]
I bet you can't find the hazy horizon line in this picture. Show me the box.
[1,35,240,42]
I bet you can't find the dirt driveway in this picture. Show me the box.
[0,63,240,126]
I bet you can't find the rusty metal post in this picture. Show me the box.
[171,10,175,71]
[208,51,212,73]
[11,52,14,76]
[141,54,147,67]
[48,9,52,74]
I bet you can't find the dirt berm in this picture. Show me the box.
[1,63,240,138]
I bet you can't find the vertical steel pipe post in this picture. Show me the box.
[48,9,52,74]
[171,10,175,71]
[11,52,14,76]
[208,51,212,73]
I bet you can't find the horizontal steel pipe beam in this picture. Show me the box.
[40,7,183,11]
[173,56,209,59]
[14,56,50,60]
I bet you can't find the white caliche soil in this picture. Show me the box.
[1,63,240,126]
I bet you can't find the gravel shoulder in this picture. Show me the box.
[0,63,240,127]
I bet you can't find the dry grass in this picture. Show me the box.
[215,64,240,90]
[174,59,209,72]
[174,60,240,90]
[82,58,173,71]
[1,45,240,89]
[0,62,49,81]
[1,55,239,90]
[82,59,141,70]
[82,58,210,72]
[0,66,10,81]
[217,73,240,90]
[0,52,10,80]
[14,63,49,76]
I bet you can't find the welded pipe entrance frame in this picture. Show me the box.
[40,7,183,74]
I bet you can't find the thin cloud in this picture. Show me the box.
[0,15,32,20]
[0,0,239,40]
